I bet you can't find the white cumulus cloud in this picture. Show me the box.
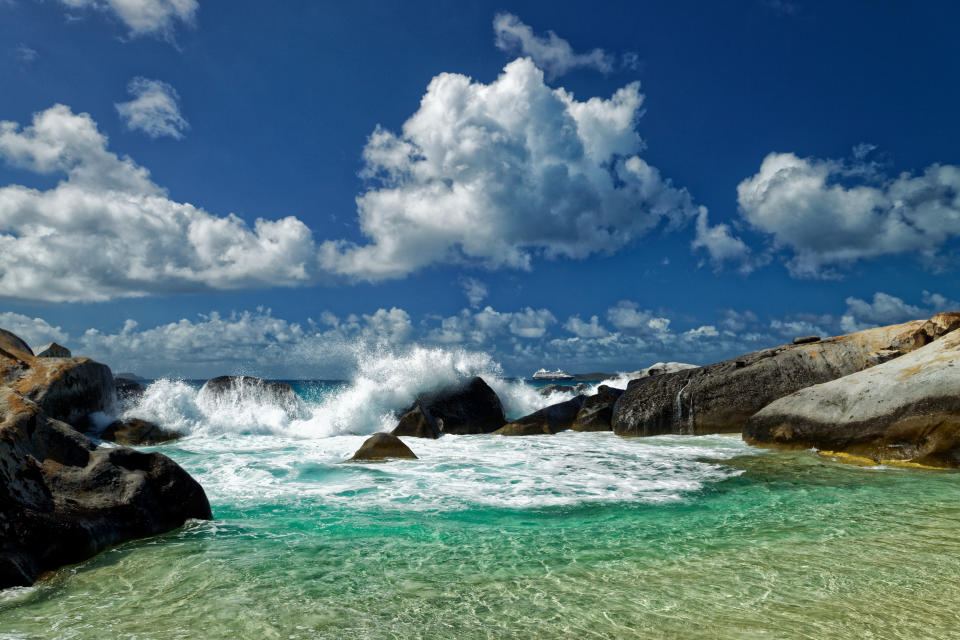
[737,151,960,278]
[116,77,189,139]
[493,12,617,80]
[320,58,698,281]
[60,0,197,38]
[0,104,320,302]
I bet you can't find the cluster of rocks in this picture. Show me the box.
[0,329,211,590]
[354,311,960,469]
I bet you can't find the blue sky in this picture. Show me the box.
[1,0,958,378]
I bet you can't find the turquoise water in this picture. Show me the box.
[2,373,960,639]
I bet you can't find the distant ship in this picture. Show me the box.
[532,368,574,380]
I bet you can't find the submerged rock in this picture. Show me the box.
[198,376,305,419]
[743,327,960,468]
[0,388,211,589]
[612,313,960,437]
[495,395,586,436]
[572,385,624,432]
[0,328,114,426]
[100,418,181,446]
[33,342,71,358]
[392,376,505,438]
[349,433,418,461]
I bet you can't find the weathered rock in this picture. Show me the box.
[348,432,418,461]
[0,388,211,589]
[100,418,181,446]
[114,377,146,403]
[198,376,304,419]
[391,377,505,438]
[792,336,820,345]
[495,395,586,436]
[612,313,960,437]
[34,343,71,358]
[572,385,624,431]
[0,328,114,425]
[743,328,960,468]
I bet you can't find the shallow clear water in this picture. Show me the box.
[3,370,960,639]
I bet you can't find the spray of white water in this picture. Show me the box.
[120,345,569,438]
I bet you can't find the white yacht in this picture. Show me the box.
[532,368,574,380]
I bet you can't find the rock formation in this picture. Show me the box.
[392,376,505,438]
[613,313,960,437]
[0,327,211,590]
[571,385,623,431]
[743,327,960,468]
[495,395,586,436]
[0,388,210,589]
[1,329,114,425]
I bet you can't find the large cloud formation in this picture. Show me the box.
[320,58,698,280]
[735,152,960,278]
[0,104,319,302]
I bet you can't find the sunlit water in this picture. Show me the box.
[2,349,959,639]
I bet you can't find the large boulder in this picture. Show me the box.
[494,395,586,436]
[0,388,211,589]
[743,328,960,468]
[612,313,960,437]
[571,385,624,432]
[0,328,114,425]
[198,376,304,419]
[392,376,505,438]
[348,433,418,461]
[100,418,182,446]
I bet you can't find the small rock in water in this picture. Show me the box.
[349,433,418,461]
[792,336,820,345]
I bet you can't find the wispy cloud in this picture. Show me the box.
[493,12,635,79]
[115,77,189,139]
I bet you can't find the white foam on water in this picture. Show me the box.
[174,431,752,512]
